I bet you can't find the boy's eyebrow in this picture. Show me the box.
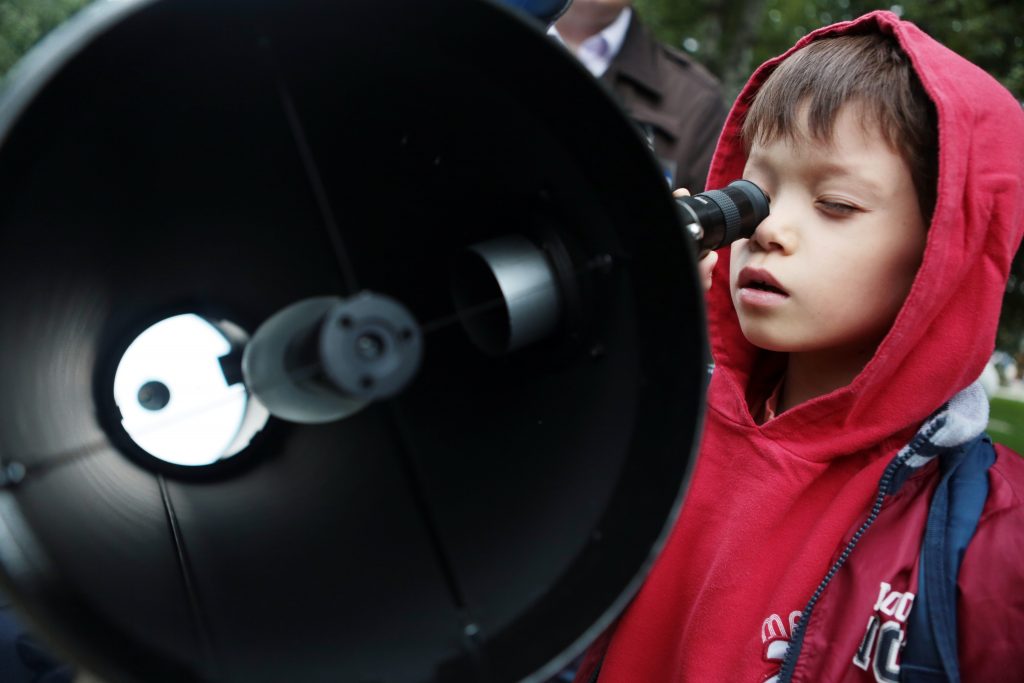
[746,154,886,197]
[810,161,886,197]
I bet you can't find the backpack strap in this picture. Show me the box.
[901,435,995,683]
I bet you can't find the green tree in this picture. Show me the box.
[637,0,1024,100]
[0,0,91,77]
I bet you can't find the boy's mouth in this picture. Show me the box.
[737,267,788,296]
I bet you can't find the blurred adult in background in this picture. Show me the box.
[550,0,728,192]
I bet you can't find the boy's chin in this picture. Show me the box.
[736,322,793,353]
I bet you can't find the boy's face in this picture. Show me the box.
[729,103,927,361]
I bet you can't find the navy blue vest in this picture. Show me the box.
[902,434,996,683]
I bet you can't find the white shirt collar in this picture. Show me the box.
[548,7,632,78]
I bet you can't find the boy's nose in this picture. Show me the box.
[749,208,796,253]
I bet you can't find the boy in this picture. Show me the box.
[575,10,1024,683]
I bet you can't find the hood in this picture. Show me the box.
[704,10,1024,458]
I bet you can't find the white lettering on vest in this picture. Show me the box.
[761,613,787,643]
[854,582,917,682]
[872,581,915,623]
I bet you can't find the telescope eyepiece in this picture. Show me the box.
[676,179,770,254]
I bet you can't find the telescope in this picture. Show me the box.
[0,0,725,681]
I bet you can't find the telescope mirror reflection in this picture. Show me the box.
[112,313,269,467]
[112,245,575,467]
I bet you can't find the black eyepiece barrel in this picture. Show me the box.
[676,179,770,253]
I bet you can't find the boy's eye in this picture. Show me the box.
[816,200,858,216]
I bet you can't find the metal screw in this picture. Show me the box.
[3,462,26,487]
[355,333,385,360]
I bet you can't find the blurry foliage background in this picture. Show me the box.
[0,0,90,75]
[635,0,1023,101]
[1,0,1022,348]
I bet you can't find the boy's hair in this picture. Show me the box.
[741,32,938,222]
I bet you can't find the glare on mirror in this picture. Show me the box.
[112,313,269,467]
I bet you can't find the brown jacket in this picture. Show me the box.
[601,14,727,192]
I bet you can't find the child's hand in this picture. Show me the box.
[673,187,719,293]
[698,250,719,293]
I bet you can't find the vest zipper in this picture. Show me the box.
[774,427,937,683]
[776,412,949,682]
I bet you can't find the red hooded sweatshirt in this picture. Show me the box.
[579,11,1024,683]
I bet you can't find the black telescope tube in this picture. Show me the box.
[676,179,770,253]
